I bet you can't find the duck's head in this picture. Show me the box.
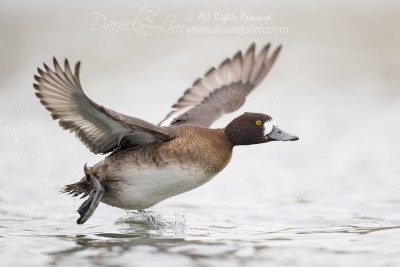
[225,112,299,146]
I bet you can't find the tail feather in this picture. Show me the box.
[61,177,91,198]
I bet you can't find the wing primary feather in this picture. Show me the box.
[74,61,82,87]
[241,43,256,83]
[254,45,282,87]
[249,43,270,83]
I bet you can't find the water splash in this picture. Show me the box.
[116,210,186,235]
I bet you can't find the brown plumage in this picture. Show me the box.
[33,42,298,224]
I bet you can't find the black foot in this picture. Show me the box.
[76,174,105,224]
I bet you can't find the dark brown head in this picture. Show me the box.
[224,112,299,146]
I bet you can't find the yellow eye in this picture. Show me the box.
[255,120,262,126]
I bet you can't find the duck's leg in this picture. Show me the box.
[76,173,105,224]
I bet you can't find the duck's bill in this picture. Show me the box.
[267,126,299,141]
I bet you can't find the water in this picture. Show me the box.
[1,1,400,266]
[2,203,400,266]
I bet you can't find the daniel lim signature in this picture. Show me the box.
[85,3,184,35]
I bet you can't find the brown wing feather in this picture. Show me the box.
[34,58,176,154]
[159,43,282,127]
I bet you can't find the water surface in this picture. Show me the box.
[1,1,400,266]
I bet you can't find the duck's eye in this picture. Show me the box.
[255,120,262,126]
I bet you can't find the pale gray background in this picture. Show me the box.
[1,1,399,267]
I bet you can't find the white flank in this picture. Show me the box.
[110,164,213,210]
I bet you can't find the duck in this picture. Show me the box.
[33,42,298,224]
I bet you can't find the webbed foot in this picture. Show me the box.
[76,174,105,224]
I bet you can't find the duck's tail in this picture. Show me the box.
[60,164,93,199]
[61,178,91,199]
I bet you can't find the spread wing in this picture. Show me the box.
[33,58,176,154]
[159,43,282,127]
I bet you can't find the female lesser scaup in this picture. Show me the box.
[33,43,298,224]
